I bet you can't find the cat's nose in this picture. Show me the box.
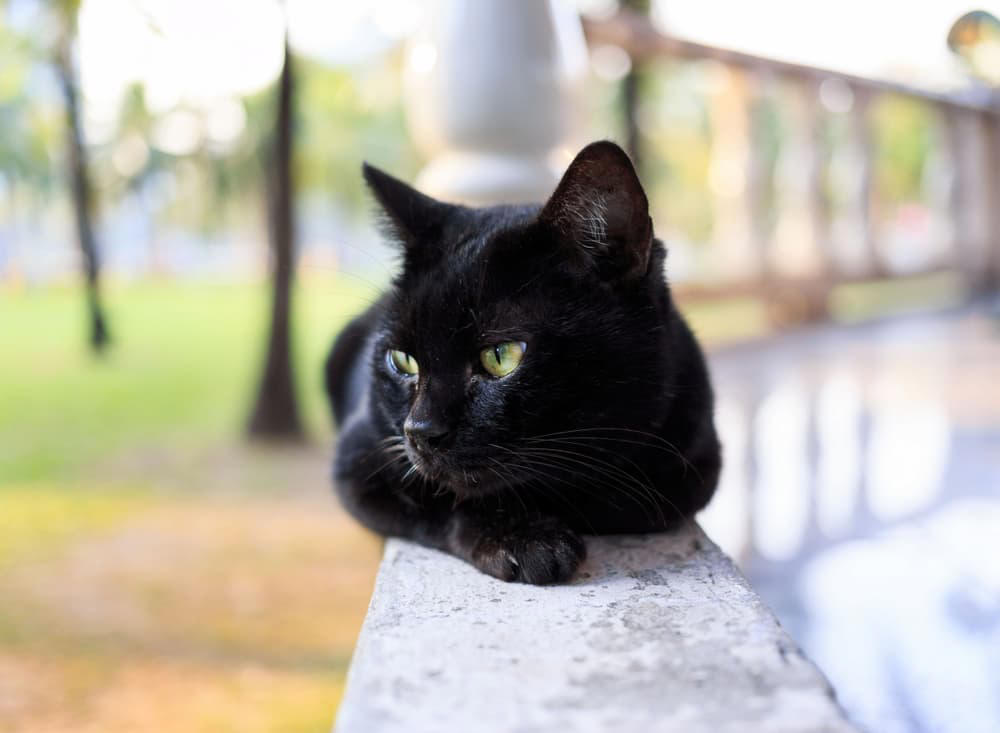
[404,417,450,451]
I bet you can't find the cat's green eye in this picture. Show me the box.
[480,341,526,378]
[388,349,419,376]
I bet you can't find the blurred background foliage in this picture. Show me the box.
[0,2,946,280]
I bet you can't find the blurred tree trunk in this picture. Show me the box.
[55,30,110,353]
[248,36,303,440]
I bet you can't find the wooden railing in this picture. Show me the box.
[584,10,1000,323]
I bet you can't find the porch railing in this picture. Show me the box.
[585,9,1000,324]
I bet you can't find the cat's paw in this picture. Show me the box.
[469,517,586,585]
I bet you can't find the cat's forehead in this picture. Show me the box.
[444,204,538,259]
[402,246,527,321]
[390,215,547,341]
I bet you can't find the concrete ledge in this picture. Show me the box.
[335,522,857,733]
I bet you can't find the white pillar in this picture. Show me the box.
[706,67,763,283]
[403,0,588,206]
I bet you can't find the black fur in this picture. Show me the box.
[326,141,721,584]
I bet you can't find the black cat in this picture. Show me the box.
[325,141,720,585]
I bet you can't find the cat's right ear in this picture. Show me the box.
[362,163,455,249]
[537,141,652,281]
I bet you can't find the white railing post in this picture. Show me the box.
[847,88,880,278]
[706,66,764,284]
[983,114,1000,291]
[402,0,588,206]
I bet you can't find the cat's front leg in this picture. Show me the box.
[446,507,587,585]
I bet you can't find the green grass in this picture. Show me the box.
[0,275,380,485]
[0,275,385,732]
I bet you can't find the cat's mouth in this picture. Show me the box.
[403,444,512,497]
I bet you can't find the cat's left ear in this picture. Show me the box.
[538,141,652,280]
[362,163,456,250]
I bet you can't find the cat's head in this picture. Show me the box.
[365,141,676,496]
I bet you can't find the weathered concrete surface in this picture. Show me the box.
[335,522,857,733]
